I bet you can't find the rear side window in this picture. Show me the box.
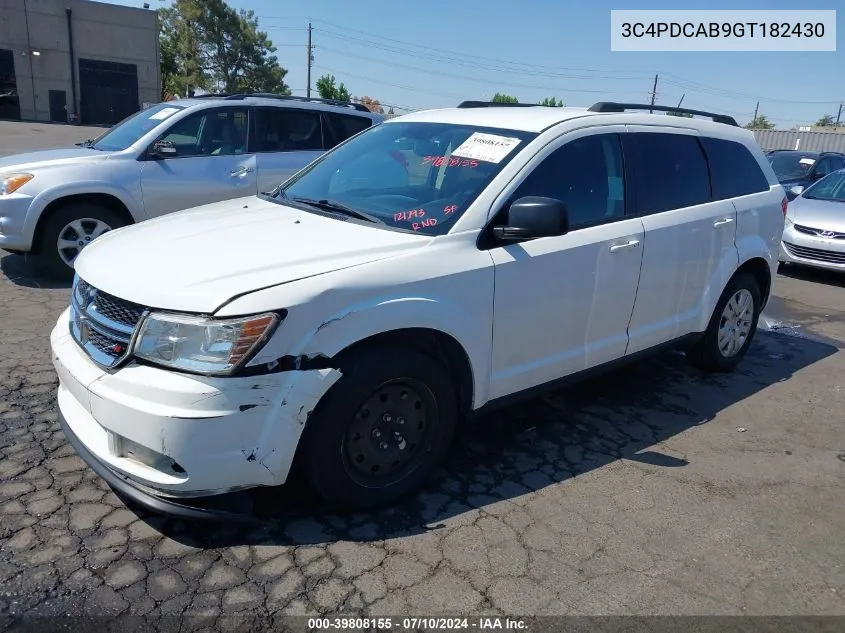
[326,113,372,145]
[700,137,770,199]
[629,133,711,213]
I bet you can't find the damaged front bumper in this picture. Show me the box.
[51,310,342,519]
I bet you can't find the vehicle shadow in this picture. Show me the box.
[144,328,837,548]
[779,262,845,289]
[0,252,71,289]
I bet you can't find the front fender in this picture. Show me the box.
[24,180,143,240]
[252,296,492,409]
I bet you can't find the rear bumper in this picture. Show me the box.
[59,411,260,523]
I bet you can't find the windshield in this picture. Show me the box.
[768,153,816,180]
[802,171,845,202]
[92,103,186,151]
[277,121,537,236]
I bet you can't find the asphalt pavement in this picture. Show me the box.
[1,121,844,619]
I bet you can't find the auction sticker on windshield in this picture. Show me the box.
[451,133,522,164]
[149,107,180,121]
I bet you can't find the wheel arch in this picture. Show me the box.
[736,256,772,309]
[332,327,475,420]
[30,193,135,254]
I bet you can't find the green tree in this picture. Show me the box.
[815,114,835,127]
[158,0,290,97]
[745,114,774,130]
[539,97,564,107]
[491,93,519,104]
[316,74,350,101]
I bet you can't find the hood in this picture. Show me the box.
[789,196,845,233]
[0,147,111,172]
[74,196,432,313]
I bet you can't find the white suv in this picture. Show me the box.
[50,101,786,519]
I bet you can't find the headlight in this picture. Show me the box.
[133,312,280,375]
[0,173,34,195]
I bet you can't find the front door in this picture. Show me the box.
[488,129,645,399]
[140,106,256,218]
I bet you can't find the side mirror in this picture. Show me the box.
[811,170,826,181]
[789,185,805,197]
[492,196,569,241]
[149,140,177,158]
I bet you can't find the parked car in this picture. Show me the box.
[766,150,845,200]
[51,100,785,519]
[0,94,383,278]
[780,169,845,272]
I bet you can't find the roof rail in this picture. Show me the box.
[588,102,739,127]
[219,93,372,113]
[457,101,540,109]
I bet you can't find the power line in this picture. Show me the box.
[313,46,616,95]
[263,16,657,77]
[313,28,646,82]
[311,64,464,101]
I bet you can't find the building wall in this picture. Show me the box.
[753,129,845,154]
[0,0,159,122]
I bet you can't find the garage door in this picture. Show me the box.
[78,58,139,125]
[0,49,21,120]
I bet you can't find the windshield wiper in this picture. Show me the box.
[75,138,98,149]
[291,197,385,224]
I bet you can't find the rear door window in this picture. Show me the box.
[700,137,770,199]
[628,133,711,213]
[325,113,373,146]
[253,107,324,152]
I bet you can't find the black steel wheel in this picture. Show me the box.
[298,345,459,509]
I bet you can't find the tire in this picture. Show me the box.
[298,345,459,510]
[37,203,126,280]
[687,272,762,373]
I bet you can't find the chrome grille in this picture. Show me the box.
[784,242,845,265]
[69,276,148,369]
[793,224,845,240]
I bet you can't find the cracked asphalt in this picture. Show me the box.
[1,123,845,620]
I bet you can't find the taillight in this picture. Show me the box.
[781,197,788,217]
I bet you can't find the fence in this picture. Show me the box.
[752,129,845,153]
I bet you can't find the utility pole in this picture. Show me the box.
[752,101,759,123]
[649,74,658,112]
[836,103,843,126]
[306,22,313,98]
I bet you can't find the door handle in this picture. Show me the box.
[713,217,734,227]
[609,239,640,253]
[229,166,254,177]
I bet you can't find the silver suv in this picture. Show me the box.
[0,94,383,278]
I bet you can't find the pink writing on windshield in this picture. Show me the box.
[412,218,438,231]
[422,156,479,168]
[443,205,458,215]
[394,209,425,222]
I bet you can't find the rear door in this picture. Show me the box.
[140,106,256,217]
[252,107,328,193]
[624,129,737,354]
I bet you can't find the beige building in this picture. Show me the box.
[0,0,160,125]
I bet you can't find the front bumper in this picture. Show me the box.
[780,222,845,272]
[50,309,342,516]
[0,192,36,251]
[58,411,261,522]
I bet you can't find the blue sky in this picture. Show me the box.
[119,0,843,128]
